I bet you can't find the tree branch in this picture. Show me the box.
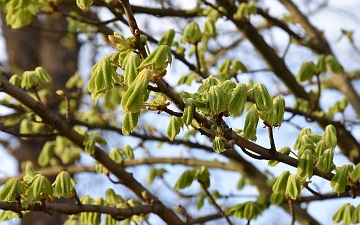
[0,201,156,218]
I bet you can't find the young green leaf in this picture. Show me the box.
[38,141,54,167]
[297,61,316,82]
[0,178,22,201]
[123,52,141,86]
[21,70,39,89]
[268,147,290,167]
[332,203,350,224]
[109,148,125,165]
[122,111,140,135]
[76,0,93,10]
[53,171,76,198]
[330,164,353,195]
[243,105,259,141]
[296,149,314,180]
[323,124,337,149]
[166,116,183,141]
[293,128,311,150]
[272,170,290,192]
[26,175,54,203]
[121,68,151,113]
[350,163,360,182]
[123,145,134,160]
[138,45,172,72]
[35,67,52,83]
[203,19,216,37]
[232,59,248,73]
[270,191,284,206]
[228,83,247,118]
[174,169,196,190]
[212,136,226,153]
[285,174,301,200]
[158,29,175,47]
[316,54,327,73]
[252,83,273,112]
[266,96,285,127]
[208,85,226,115]
[88,56,115,103]
[9,74,22,87]
[181,21,202,44]
[182,98,195,126]
[316,149,335,173]
[326,55,344,73]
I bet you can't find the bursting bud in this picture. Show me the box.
[228,83,247,118]
[243,105,259,141]
[330,164,353,195]
[272,170,290,192]
[317,149,335,173]
[208,85,226,115]
[182,21,202,44]
[296,149,314,180]
[323,124,337,149]
[285,174,301,200]
[9,74,22,87]
[268,147,290,167]
[182,98,195,126]
[35,67,52,83]
[21,71,39,89]
[266,96,285,127]
[121,68,151,113]
[212,136,226,153]
[252,83,273,112]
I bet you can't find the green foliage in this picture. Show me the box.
[181,21,202,44]
[226,201,264,220]
[122,111,140,135]
[212,136,226,153]
[243,105,259,141]
[53,171,76,198]
[166,116,183,141]
[296,149,314,180]
[285,174,301,200]
[297,61,316,82]
[268,147,290,167]
[121,68,151,113]
[147,167,167,184]
[0,178,22,201]
[331,164,353,195]
[266,96,285,127]
[228,83,247,118]
[174,168,196,190]
[182,98,195,125]
[76,0,93,10]
[316,149,335,173]
[272,170,290,193]
[326,55,344,73]
[83,132,107,155]
[252,83,273,112]
[88,56,117,103]
[158,29,175,47]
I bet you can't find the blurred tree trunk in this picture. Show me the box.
[2,10,80,225]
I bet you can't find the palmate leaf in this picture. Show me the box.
[6,0,38,29]
[88,57,116,103]
[139,45,172,72]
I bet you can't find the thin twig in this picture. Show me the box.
[199,181,233,225]
[288,198,295,225]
